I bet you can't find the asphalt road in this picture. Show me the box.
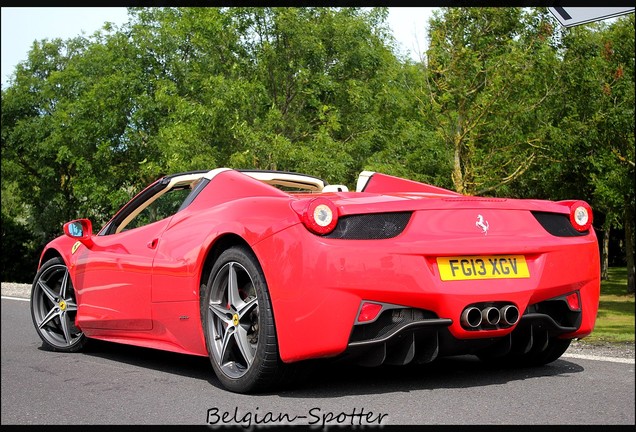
[2,297,634,426]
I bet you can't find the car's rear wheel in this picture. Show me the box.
[201,246,289,393]
[30,257,87,352]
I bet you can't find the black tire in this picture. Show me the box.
[201,246,291,393]
[30,257,88,352]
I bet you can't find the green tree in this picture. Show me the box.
[583,16,634,292]
[2,37,90,250]
[423,7,563,196]
[2,6,408,246]
[1,6,633,292]
[226,7,406,185]
[510,14,634,292]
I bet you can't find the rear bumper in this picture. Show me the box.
[339,295,584,366]
[254,216,600,363]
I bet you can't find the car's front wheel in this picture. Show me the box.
[30,257,87,352]
[201,246,290,393]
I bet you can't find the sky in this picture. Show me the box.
[0,7,437,88]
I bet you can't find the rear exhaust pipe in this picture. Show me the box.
[500,304,520,326]
[481,306,501,326]
[461,307,482,329]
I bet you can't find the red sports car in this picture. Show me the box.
[30,168,600,393]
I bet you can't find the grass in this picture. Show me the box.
[583,267,635,345]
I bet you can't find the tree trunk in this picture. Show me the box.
[625,204,635,294]
[601,220,610,281]
[452,133,464,194]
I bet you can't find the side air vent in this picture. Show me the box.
[532,211,588,237]
[324,212,412,240]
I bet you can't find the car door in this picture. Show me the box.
[72,217,171,330]
[72,179,194,331]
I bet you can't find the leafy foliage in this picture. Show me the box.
[1,7,634,290]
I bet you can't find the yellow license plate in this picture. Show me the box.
[436,255,530,281]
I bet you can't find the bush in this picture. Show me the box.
[1,212,40,283]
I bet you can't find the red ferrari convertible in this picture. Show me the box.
[30,168,600,393]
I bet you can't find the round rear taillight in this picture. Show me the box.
[300,198,338,235]
[569,201,593,232]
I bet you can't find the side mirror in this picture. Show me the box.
[63,219,94,248]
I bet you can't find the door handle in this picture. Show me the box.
[147,238,159,249]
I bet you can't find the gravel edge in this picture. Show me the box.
[4,281,634,360]
[2,282,32,299]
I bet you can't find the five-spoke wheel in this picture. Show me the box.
[30,257,87,352]
[202,246,287,393]
[207,260,259,378]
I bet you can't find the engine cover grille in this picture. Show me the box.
[325,212,412,240]
[532,211,588,237]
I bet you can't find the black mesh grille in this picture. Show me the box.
[349,308,438,343]
[324,212,412,240]
[532,211,588,237]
